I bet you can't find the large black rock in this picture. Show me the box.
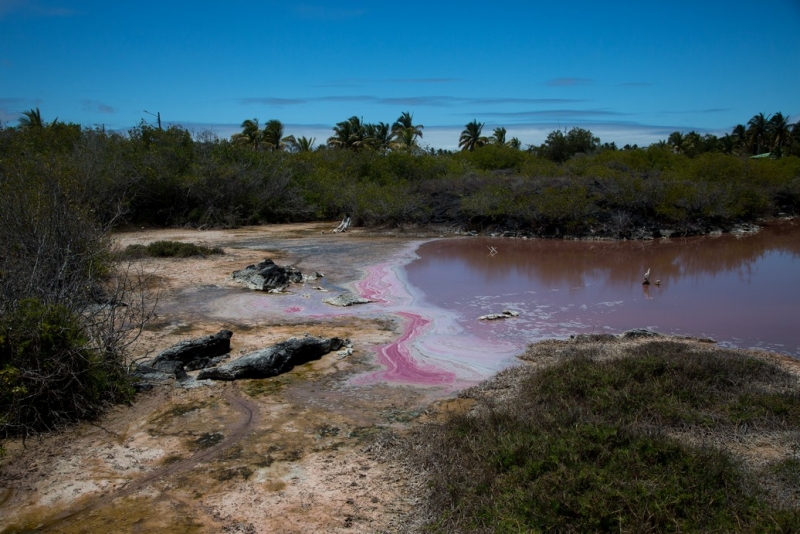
[232,259,308,292]
[198,335,344,381]
[144,330,233,377]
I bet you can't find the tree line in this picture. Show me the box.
[227,109,800,161]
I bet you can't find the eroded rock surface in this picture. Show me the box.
[135,330,233,384]
[323,291,371,307]
[198,335,346,381]
[232,259,319,292]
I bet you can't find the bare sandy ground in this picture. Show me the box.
[0,223,441,533]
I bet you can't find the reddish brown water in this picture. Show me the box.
[406,221,800,358]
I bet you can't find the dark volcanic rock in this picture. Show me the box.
[140,330,233,380]
[152,330,233,365]
[198,335,345,381]
[232,259,312,292]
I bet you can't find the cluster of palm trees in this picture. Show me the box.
[326,112,424,152]
[231,118,315,152]
[458,120,521,151]
[666,112,800,158]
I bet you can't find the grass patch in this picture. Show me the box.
[193,432,224,450]
[403,338,800,533]
[118,240,224,259]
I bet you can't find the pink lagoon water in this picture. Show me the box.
[179,221,800,390]
[405,221,800,360]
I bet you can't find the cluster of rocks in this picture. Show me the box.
[134,258,365,389]
[134,330,349,388]
[232,258,372,308]
[133,330,234,386]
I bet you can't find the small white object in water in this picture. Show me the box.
[479,310,520,321]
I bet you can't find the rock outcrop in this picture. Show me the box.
[322,291,371,307]
[135,330,233,382]
[198,335,345,381]
[232,259,320,292]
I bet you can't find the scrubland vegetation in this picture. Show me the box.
[400,337,800,532]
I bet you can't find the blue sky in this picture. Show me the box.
[2,1,799,150]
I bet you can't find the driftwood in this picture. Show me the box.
[332,215,351,233]
[479,310,520,321]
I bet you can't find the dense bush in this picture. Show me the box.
[0,131,152,438]
[0,299,134,435]
[1,121,799,239]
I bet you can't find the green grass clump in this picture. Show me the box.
[119,240,224,259]
[407,340,800,533]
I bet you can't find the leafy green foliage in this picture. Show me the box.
[118,241,224,259]
[0,299,134,436]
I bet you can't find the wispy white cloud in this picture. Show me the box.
[81,100,116,114]
[0,1,76,18]
[545,77,594,87]
[240,95,589,108]
[662,108,730,114]
[477,109,628,120]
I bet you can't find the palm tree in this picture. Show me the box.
[18,107,57,130]
[364,122,392,152]
[767,112,792,157]
[747,112,770,155]
[286,135,316,152]
[390,127,421,152]
[490,127,507,146]
[327,116,364,150]
[459,120,487,151]
[392,111,425,147]
[232,118,262,150]
[731,124,748,154]
[262,119,287,151]
[667,131,684,153]
[508,137,522,150]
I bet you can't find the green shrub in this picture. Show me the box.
[118,241,224,259]
[0,299,134,436]
[406,342,800,532]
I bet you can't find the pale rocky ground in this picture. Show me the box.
[0,223,448,533]
[4,223,798,533]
